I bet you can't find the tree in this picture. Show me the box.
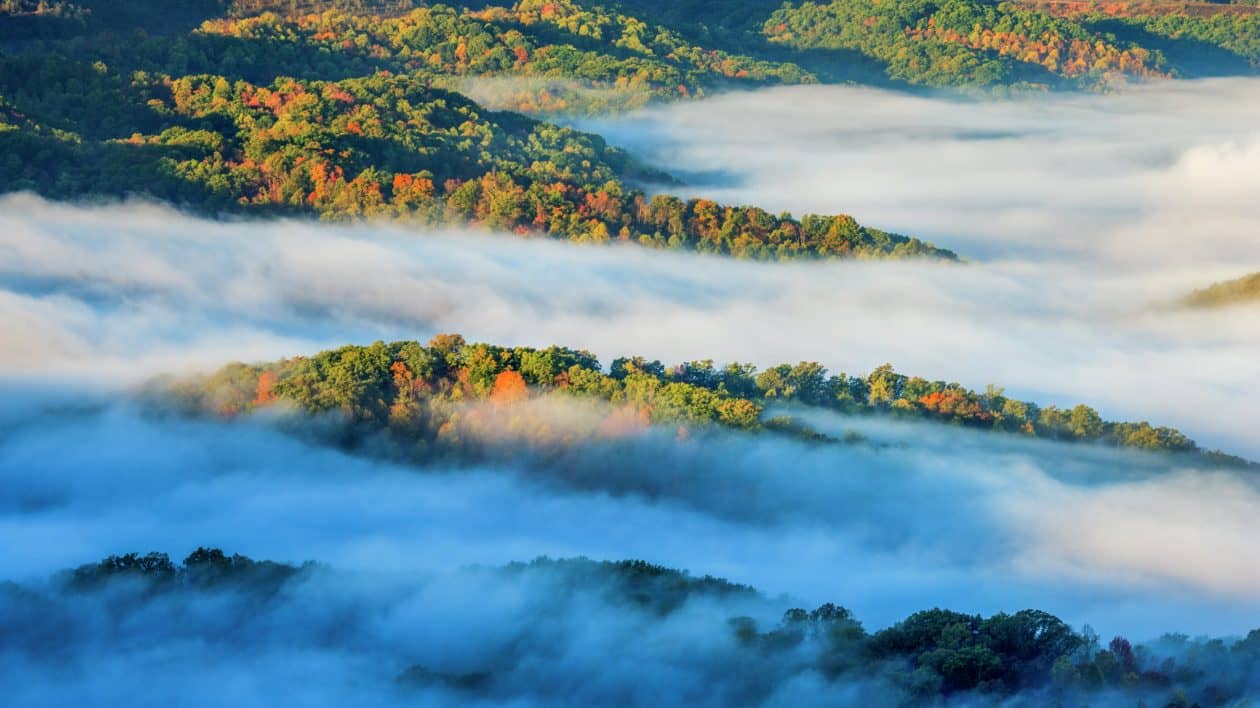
[490,369,529,404]
[1068,404,1103,439]
[866,363,905,406]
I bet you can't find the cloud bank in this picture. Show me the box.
[2,393,1258,642]
[2,190,1256,456]
[2,80,1259,704]
[585,78,1260,266]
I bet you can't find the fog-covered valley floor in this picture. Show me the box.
[2,78,1259,706]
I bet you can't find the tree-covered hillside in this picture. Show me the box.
[0,1,952,260]
[763,0,1170,88]
[4,0,1257,91]
[1184,271,1260,308]
[1018,0,1260,74]
[7,547,1260,705]
[602,0,1258,87]
[166,335,1250,465]
[3,0,1256,255]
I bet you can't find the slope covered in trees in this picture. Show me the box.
[602,0,1258,88]
[7,547,1260,705]
[1017,0,1260,73]
[5,0,1257,97]
[0,61,949,260]
[3,0,1255,254]
[763,0,1171,89]
[165,335,1249,465]
[1184,271,1260,308]
[0,1,952,260]
[196,1,816,108]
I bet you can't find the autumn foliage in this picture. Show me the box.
[490,369,529,404]
[254,371,277,405]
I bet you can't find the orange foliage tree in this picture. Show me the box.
[490,370,530,404]
[254,371,277,405]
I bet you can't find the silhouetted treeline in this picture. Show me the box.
[6,547,1259,705]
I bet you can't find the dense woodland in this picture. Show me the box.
[166,335,1250,465]
[764,0,1171,88]
[3,0,1256,89]
[2,0,1259,255]
[0,1,956,260]
[1018,0,1260,74]
[1184,271,1260,307]
[4,547,1256,704]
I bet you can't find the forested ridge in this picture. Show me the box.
[1184,271,1260,307]
[0,1,953,261]
[166,335,1251,465]
[763,0,1172,88]
[7,546,1258,704]
[4,0,1256,91]
[1017,0,1260,74]
[3,0,1257,255]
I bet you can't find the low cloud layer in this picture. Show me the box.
[2,393,1258,641]
[2,553,808,708]
[1,191,1256,457]
[585,78,1260,266]
[2,80,1258,699]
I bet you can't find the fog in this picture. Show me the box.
[1,546,904,708]
[3,77,1260,703]
[2,190,1257,457]
[584,78,1260,265]
[2,392,1258,642]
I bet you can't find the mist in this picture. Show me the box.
[0,552,814,708]
[584,78,1260,265]
[3,388,1259,642]
[3,76,1260,704]
[2,189,1257,457]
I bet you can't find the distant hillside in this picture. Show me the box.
[3,0,1257,258]
[5,0,1258,93]
[165,335,1251,465]
[0,4,952,261]
[1016,0,1260,75]
[12,547,1260,706]
[1185,271,1260,308]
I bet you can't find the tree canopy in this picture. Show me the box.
[166,335,1249,466]
[10,546,1258,706]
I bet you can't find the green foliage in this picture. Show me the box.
[764,0,1171,89]
[1018,1,1260,73]
[870,608,1081,693]
[195,1,814,107]
[178,334,1240,463]
[0,42,953,261]
[24,546,1260,705]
